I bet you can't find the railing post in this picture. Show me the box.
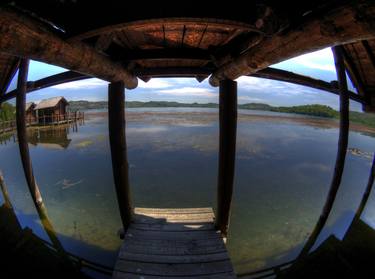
[296,46,350,260]
[15,58,67,257]
[108,81,132,230]
[216,79,237,237]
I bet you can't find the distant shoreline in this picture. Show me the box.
[68,100,375,130]
[84,110,375,135]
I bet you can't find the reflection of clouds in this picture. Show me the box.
[293,162,331,173]
[127,126,169,133]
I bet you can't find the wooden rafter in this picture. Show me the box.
[0,7,137,89]
[0,71,89,103]
[253,67,365,104]
[209,1,375,86]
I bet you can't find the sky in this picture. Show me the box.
[6,47,362,111]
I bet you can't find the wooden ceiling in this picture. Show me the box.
[1,0,375,111]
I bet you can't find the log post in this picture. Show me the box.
[296,46,350,260]
[0,171,12,209]
[216,79,237,237]
[108,81,132,230]
[353,155,375,221]
[0,8,137,89]
[15,59,67,257]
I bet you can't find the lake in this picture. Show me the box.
[0,108,374,276]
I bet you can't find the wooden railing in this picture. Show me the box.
[0,112,84,134]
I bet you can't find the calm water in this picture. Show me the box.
[0,108,375,275]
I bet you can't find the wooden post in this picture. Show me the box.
[0,171,12,209]
[216,79,237,237]
[353,155,375,221]
[15,59,67,257]
[296,46,350,260]
[108,81,132,230]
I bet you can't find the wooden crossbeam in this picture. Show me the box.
[209,1,375,86]
[1,71,89,103]
[0,7,137,89]
[253,67,365,104]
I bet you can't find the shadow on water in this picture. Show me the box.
[0,203,111,278]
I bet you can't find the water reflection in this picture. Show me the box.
[28,125,73,149]
[0,109,375,278]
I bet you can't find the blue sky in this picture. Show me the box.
[6,48,362,111]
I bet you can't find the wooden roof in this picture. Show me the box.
[35,96,67,110]
[1,0,375,110]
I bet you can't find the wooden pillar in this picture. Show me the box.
[0,171,12,209]
[353,154,375,221]
[15,59,67,256]
[216,79,237,236]
[296,46,350,260]
[108,81,132,230]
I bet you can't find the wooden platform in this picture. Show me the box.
[113,207,236,279]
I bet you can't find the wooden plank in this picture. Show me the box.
[122,237,225,250]
[114,207,235,278]
[113,271,236,279]
[119,252,229,264]
[131,222,215,232]
[125,229,221,241]
[134,214,214,223]
[135,207,214,214]
[115,260,233,276]
[120,240,226,256]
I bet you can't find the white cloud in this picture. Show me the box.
[279,48,336,72]
[158,87,217,97]
[238,96,264,102]
[137,79,174,89]
[52,78,107,90]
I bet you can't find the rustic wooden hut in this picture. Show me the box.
[25,102,36,124]
[34,96,68,124]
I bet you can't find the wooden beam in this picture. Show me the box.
[113,48,211,62]
[340,46,367,99]
[15,59,67,256]
[108,81,132,230]
[252,67,365,104]
[1,71,89,104]
[216,79,237,237]
[0,57,20,96]
[0,7,137,89]
[353,154,375,221]
[209,1,375,86]
[0,171,12,209]
[135,66,213,79]
[296,46,350,260]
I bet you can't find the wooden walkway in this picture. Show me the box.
[113,207,236,279]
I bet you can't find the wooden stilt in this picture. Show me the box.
[108,81,132,230]
[216,79,237,237]
[15,59,67,256]
[353,155,375,221]
[296,46,350,260]
[0,171,12,209]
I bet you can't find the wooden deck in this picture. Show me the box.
[113,207,236,279]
